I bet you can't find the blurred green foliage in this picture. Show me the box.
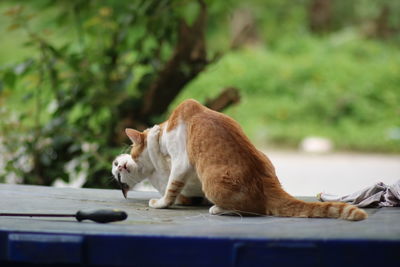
[0,0,399,187]
[0,0,217,186]
[178,35,400,152]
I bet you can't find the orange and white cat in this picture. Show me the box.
[125,99,368,221]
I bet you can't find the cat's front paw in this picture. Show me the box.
[149,198,169,209]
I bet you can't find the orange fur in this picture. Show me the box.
[131,99,367,221]
[125,129,147,159]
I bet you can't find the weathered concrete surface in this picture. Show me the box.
[265,150,400,196]
[1,184,399,240]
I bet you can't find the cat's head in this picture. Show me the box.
[111,129,153,198]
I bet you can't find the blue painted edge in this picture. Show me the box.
[1,229,399,266]
[7,232,83,264]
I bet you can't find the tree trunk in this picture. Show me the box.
[205,87,240,111]
[309,0,332,33]
[140,0,208,119]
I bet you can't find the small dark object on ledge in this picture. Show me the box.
[0,209,128,223]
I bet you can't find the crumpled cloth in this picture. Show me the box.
[318,180,400,208]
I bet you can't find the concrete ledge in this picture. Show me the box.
[0,184,399,266]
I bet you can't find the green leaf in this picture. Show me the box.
[68,103,92,124]
[3,71,16,89]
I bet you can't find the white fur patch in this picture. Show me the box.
[163,122,202,196]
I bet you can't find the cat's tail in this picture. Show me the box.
[269,194,367,221]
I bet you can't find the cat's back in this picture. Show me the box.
[167,99,204,131]
[167,99,266,167]
[176,100,268,174]
[169,98,240,130]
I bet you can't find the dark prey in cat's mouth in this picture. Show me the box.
[117,173,129,199]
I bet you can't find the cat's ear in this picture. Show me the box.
[125,128,143,145]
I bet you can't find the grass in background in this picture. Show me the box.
[177,32,400,153]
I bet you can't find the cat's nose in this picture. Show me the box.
[117,163,129,172]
